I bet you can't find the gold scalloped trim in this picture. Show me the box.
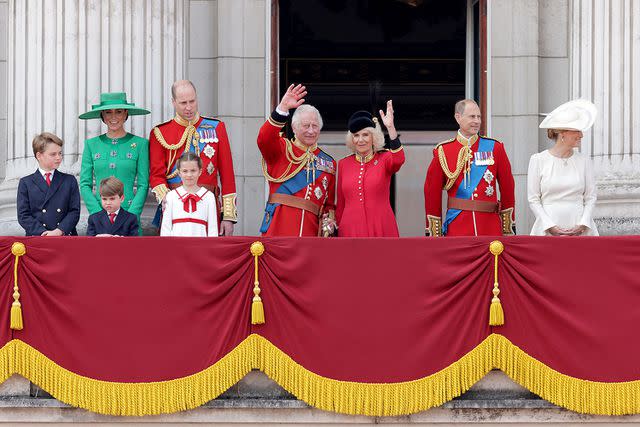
[0,334,639,416]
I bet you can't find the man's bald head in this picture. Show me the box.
[171,80,197,100]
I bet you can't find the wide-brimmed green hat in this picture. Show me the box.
[79,92,150,120]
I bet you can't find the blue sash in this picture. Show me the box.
[260,151,333,233]
[167,118,220,185]
[442,138,495,235]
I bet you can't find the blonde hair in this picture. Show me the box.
[547,129,562,140]
[99,176,124,197]
[32,132,63,156]
[345,119,385,153]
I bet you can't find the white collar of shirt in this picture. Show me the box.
[107,209,120,217]
[38,168,55,179]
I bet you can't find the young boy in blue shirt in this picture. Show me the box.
[17,133,80,236]
[86,177,138,237]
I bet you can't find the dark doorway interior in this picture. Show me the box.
[279,0,467,131]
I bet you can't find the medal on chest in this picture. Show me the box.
[206,162,215,175]
[314,186,323,200]
[483,169,495,196]
[474,151,495,166]
[203,144,216,159]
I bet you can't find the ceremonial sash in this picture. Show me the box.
[442,138,495,235]
[259,166,313,233]
[166,118,220,185]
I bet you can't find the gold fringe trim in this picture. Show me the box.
[0,339,254,416]
[253,334,493,416]
[491,334,640,415]
[0,334,638,416]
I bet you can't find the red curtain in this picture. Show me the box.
[1,235,640,415]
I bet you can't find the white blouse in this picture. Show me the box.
[527,149,598,236]
[160,186,219,237]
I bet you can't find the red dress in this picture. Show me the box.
[336,148,405,237]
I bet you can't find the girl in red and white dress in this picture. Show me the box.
[160,152,218,237]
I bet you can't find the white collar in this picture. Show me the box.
[38,168,55,178]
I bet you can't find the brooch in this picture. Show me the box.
[203,145,216,159]
[131,142,137,149]
[483,169,494,184]
[485,184,495,197]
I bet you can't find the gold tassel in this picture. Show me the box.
[10,242,26,330]
[250,241,265,325]
[489,240,504,326]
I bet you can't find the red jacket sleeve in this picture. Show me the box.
[424,149,445,224]
[148,128,167,192]
[494,141,515,211]
[214,121,237,196]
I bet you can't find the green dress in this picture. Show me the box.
[80,133,149,229]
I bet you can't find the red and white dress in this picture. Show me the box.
[160,186,218,237]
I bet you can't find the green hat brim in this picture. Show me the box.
[78,104,151,120]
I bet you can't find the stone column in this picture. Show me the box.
[0,0,184,234]
[570,0,640,234]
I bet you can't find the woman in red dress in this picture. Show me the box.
[335,101,405,237]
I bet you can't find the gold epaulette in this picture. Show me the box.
[435,138,455,149]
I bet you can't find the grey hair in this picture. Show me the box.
[171,80,197,100]
[291,104,324,131]
[345,119,385,153]
[454,99,478,115]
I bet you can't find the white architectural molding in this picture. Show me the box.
[5,0,185,181]
[570,0,640,233]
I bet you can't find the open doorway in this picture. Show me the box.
[271,0,485,235]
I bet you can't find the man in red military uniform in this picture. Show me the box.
[257,84,336,236]
[424,99,515,237]
[149,80,237,235]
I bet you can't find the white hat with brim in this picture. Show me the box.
[539,99,597,132]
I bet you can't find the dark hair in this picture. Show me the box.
[177,151,202,170]
[32,132,63,156]
[100,109,129,125]
[99,176,124,197]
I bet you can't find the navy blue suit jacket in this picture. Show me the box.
[17,170,80,236]
[86,209,138,236]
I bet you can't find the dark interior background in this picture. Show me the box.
[279,0,468,131]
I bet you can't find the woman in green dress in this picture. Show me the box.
[79,92,150,234]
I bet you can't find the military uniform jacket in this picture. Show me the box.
[424,134,515,237]
[17,170,80,236]
[258,110,336,237]
[149,114,237,221]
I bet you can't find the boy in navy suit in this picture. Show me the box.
[17,133,80,236]
[86,177,138,237]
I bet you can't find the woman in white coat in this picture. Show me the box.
[528,99,598,236]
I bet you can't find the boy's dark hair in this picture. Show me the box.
[177,151,202,170]
[99,176,125,197]
[32,132,63,156]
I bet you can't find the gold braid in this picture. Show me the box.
[153,121,200,179]
[262,138,316,183]
[438,144,472,191]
